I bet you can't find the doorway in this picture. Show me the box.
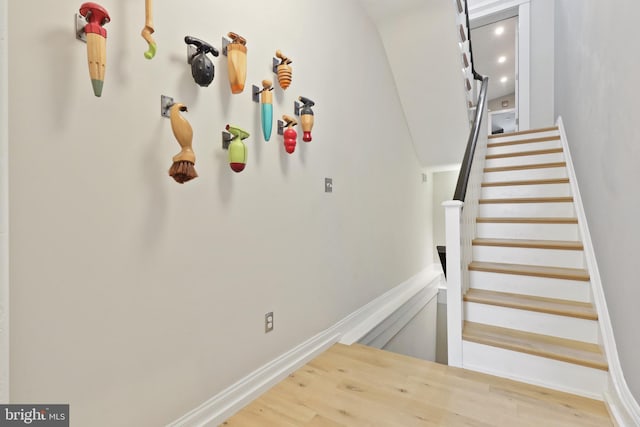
[471,15,518,133]
[468,0,531,133]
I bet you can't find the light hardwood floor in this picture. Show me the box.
[222,343,612,426]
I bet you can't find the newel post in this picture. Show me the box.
[443,200,464,367]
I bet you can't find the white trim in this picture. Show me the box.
[557,117,640,425]
[443,200,464,367]
[357,277,440,348]
[166,266,443,427]
[340,266,442,345]
[468,0,529,20]
[516,2,530,130]
[0,0,9,404]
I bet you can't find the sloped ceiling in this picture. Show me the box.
[359,0,470,167]
[359,0,429,24]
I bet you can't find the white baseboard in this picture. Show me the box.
[557,117,640,426]
[606,378,640,427]
[166,265,443,427]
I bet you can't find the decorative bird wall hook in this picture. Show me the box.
[168,103,198,183]
[298,96,315,142]
[226,32,247,94]
[141,0,156,59]
[282,115,297,154]
[185,36,219,87]
[275,50,292,90]
[257,80,274,141]
[226,124,250,173]
[79,2,110,97]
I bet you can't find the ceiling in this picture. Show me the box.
[358,0,427,23]
[470,16,517,102]
[358,0,517,104]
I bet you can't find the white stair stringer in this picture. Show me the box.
[462,340,608,400]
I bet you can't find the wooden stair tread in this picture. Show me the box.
[480,196,573,204]
[485,162,566,173]
[482,178,569,187]
[469,261,590,281]
[486,147,563,160]
[472,237,583,250]
[463,321,608,370]
[488,126,559,140]
[477,217,578,224]
[464,289,597,320]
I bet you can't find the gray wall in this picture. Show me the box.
[376,1,470,167]
[488,93,516,112]
[555,0,640,402]
[383,296,438,361]
[530,0,555,128]
[7,1,432,425]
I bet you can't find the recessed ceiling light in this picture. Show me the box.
[498,56,506,63]
[500,76,508,83]
[495,26,505,36]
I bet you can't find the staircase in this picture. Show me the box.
[459,126,609,398]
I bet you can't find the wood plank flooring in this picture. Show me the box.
[221,343,612,426]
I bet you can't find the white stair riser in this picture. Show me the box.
[470,270,591,302]
[462,341,607,399]
[472,246,585,269]
[487,139,561,156]
[488,130,560,144]
[484,167,568,182]
[465,302,599,343]
[481,183,571,199]
[485,152,565,168]
[479,202,575,217]
[476,223,580,240]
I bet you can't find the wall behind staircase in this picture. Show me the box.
[373,1,471,167]
[7,1,431,425]
[555,0,640,402]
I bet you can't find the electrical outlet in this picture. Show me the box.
[265,312,274,333]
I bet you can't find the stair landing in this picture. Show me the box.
[222,343,612,426]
